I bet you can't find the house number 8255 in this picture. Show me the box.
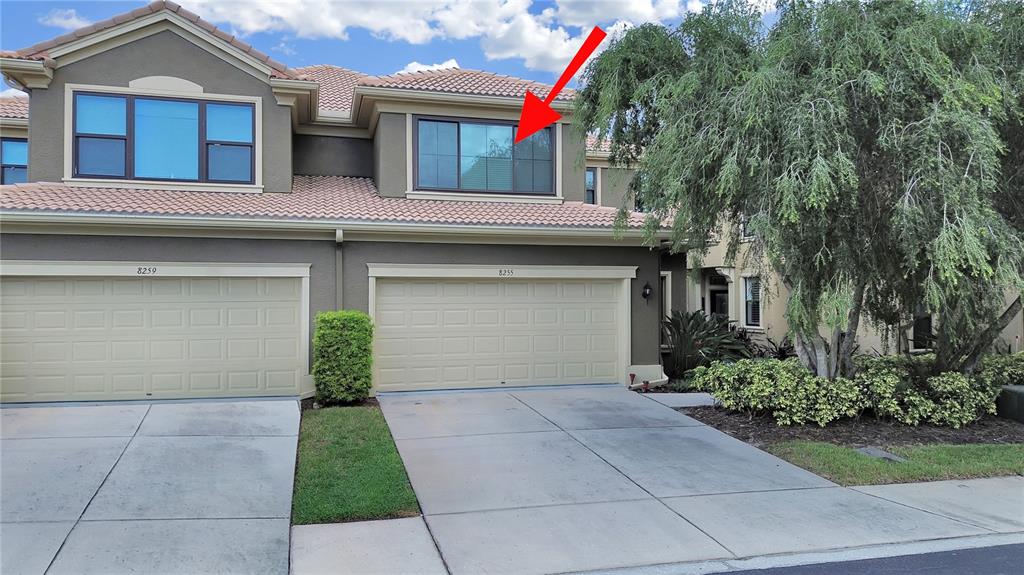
[497,269,514,277]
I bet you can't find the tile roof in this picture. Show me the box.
[293,65,367,115]
[0,96,29,119]
[0,177,646,230]
[359,68,574,102]
[586,135,611,153]
[2,1,297,79]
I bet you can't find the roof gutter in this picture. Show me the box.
[0,209,667,241]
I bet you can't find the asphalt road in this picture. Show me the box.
[726,544,1024,575]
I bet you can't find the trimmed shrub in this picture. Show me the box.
[977,352,1024,388]
[312,310,373,404]
[854,354,1003,428]
[691,359,865,426]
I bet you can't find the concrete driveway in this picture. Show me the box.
[379,385,1001,575]
[1,400,298,575]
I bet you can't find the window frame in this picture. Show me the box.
[412,115,556,196]
[1,137,29,185]
[585,166,598,204]
[71,91,256,185]
[743,276,762,328]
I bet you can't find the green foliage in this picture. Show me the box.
[977,352,1024,387]
[691,359,865,426]
[695,354,1007,427]
[662,310,752,379]
[575,0,1024,375]
[754,336,797,360]
[855,355,1003,427]
[312,310,373,404]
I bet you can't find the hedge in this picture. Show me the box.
[691,353,1021,428]
[312,310,373,404]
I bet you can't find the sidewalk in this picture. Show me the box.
[290,475,1022,574]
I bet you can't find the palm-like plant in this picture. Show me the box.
[663,311,752,380]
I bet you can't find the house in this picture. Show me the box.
[689,223,1024,355]
[0,1,687,403]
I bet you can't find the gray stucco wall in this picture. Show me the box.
[600,167,635,210]
[374,113,407,197]
[0,234,336,367]
[28,29,293,192]
[660,251,687,315]
[293,135,372,177]
[561,123,587,203]
[341,241,662,364]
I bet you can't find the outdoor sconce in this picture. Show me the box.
[641,282,653,303]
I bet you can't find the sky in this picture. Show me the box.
[0,1,774,97]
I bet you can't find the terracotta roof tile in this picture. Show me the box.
[359,68,574,102]
[586,134,612,153]
[294,65,367,115]
[4,1,297,79]
[0,96,29,120]
[0,176,645,230]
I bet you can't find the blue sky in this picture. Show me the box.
[1,0,728,94]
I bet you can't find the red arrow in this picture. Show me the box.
[514,26,607,143]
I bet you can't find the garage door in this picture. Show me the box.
[1,275,306,402]
[374,278,626,391]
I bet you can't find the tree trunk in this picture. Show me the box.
[960,296,1022,373]
[837,282,866,377]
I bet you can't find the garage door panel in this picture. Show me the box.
[1,276,305,402]
[374,278,624,391]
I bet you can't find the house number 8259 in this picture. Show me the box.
[137,267,158,275]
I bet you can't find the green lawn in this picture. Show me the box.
[292,403,420,524]
[768,441,1024,486]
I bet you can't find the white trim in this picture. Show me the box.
[0,261,311,278]
[405,113,414,192]
[406,191,564,204]
[366,263,637,280]
[63,83,263,190]
[660,270,672,314]
[741,275,762,328]
[555,123,564,199]
[0,261,312,384]
[0,211,668,241]
[61,178,263,194]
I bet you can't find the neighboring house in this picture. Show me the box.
[0,1,686,403]
[689,224,1024,355]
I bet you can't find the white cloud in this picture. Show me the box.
[38,8,93,31]
[180,0,702,73]
[1,86,28,98]
[397,58,460,74]
[271,37,297,56]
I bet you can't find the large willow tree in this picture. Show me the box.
[575,0,1023,378]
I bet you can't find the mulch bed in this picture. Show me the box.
[681,406,1024,449]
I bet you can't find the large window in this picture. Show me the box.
[73,92,255,184]
[416,118,553,195]
[744,277,761,327]
[1,138,28,184]
[585,167,597,204]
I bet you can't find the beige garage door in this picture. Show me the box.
[1,276,305,402]
[374,278,625,391]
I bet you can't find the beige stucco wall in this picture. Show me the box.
[25,29,293,192]
[689,234,1024,354]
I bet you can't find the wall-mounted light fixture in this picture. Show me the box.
[641,282,653,304]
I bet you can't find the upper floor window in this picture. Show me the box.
[1,138,28,184]
[744,277,761,327]
[73,93,254,184]
[585,167,597,204]
[416,118,553,195]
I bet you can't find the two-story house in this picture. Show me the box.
[0,1,686,404]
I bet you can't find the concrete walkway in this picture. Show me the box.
[345,385,1024,575]
[1,400,298,575]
